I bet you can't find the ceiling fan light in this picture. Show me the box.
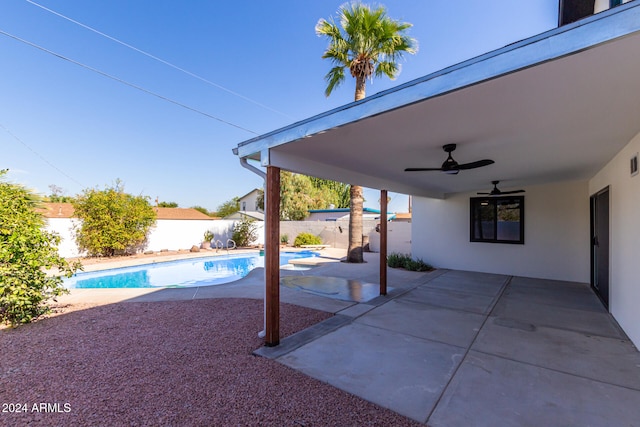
[443,169,459,175]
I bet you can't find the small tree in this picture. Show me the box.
[73,182,156,257]
[0,171,78,325]
[216,197,240,218]
[158,201,178,208]
[280,171,339,220]
[191,205,212,216]
[46,184,74,203]
[232,217,258,247]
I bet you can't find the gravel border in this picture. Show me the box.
[0,299,422,426]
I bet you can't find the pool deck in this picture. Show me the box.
[57,249,640,426]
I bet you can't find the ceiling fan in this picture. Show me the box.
[477,180,525,196]
[404,144,494,175]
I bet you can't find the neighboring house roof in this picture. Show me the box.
[153,207,217,220]
[224,210,264,221]
[392,212,412,221]
[238,188,261,200]
[38,203,217,220]
[38,203,75,218]
[234,4,640,199]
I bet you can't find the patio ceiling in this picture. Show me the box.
[235,4,640,199]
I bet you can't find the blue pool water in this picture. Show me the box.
[64,251,319,289]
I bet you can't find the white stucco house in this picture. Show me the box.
[233,1,640,347]
[238,188,263,213]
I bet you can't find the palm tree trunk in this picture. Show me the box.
[347,184,364,263]
[345,75,367,263]
[355,75,366,101]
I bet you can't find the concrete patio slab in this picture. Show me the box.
[336,302,376,318]
[355,299,486,348]
[280,275,384,302]
[491,296,626,338]
[502,282,606,312]
[473,318,640,390]
[278,322,465,422]
[428,351,640,427]
[422,270,509,297]
[401,285,497,315]
[124,287,199,302]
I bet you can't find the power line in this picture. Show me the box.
[0,122,85,188]
[0,29,259,135]
[24,0,294,120]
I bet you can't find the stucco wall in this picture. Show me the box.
[280,219,378,249]
[45,218,83,258]
[589,131,640,347]
[45,219,265,258]
[412,180,590,283]
[368,222,412,255]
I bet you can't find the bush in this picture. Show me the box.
[293,232,322,247]
[387,253,433,272]
[73,182,157,257]
[232,217,258,247]
[387,252,408,268]
[0,171,79,325]
[203,230,215,242]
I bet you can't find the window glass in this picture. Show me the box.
[470,196,524,244]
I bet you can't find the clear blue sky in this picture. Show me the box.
[1,0,558,213]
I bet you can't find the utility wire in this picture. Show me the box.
[0,29,259,135]
[0,122,85,188]
[24,0,294,120]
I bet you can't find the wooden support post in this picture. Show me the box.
[265,166,280,346]
[380,189,388,295]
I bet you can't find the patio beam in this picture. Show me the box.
[380,189,388,295]
[265,165,280,346]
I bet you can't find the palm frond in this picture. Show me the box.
[324,66,345,97]
[317,2,417,97]
[375,61,399,80]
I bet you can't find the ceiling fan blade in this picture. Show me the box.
[498,189,525,194]
[476,192,492,195]
[456,159,495,170]
[404,167,443,172]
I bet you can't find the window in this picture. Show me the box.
[470,196,524,244]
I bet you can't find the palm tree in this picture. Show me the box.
[316,2,417,262]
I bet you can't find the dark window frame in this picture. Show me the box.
[470,196,525,244]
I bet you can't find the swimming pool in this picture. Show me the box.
[64,251,319,289]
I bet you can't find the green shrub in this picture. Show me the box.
[232,217,258,247]
[293,232,322,247]
[387,252,433,272]
[73,181,156,257]
[280,234,289,244]
[387,252,409,268]
[0,171,79,325]
[404,258,433,272]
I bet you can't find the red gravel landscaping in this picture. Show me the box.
[0,298,422,426]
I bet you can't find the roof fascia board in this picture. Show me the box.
[235,3,640,160]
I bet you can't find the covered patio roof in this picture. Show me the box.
[235,3,640,198]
